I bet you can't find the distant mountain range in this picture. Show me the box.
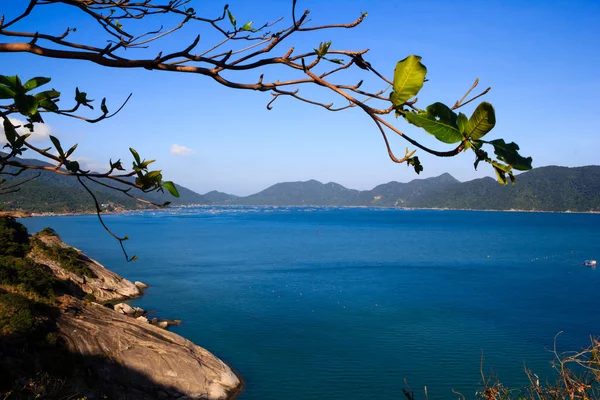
[1,155,599,213]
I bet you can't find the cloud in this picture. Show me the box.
[0,118,51,144]
[170,144,195,157]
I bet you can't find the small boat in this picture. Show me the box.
[584,260,597,267]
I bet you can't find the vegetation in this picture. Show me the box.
[0,216,29,257]
[31,237,96,279]
[8,164,597,212]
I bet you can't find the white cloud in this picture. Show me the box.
[170,144,194,157]
[0,118,51,144]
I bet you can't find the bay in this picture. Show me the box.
[22,208,600,399]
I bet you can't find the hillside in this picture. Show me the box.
[409,166,600,212]
[2,156,599,212]
[218,167,600,212]
[0,155,208,213]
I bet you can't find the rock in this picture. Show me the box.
[58,298,242,400]
[165,319,182,326]
[114,303,134,315]
[135,281,149,289]
[132,307,146,317]
[156,321,169,329]
[28,234,143,302]
[151,317,158,324]
[136,316,149,323]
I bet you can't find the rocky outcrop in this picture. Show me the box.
[28,234,142,302]
[58,297,242,400]
[135,281,149,289]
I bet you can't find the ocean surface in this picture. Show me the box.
[22,208,600,399]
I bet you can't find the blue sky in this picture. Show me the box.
[2,0,599,195]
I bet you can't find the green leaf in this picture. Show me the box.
[146,170,162,180]
[23,77,51,92]
[101,98,108,114]
[35,90,61,112]
[139,159,155,169]
[407,156,423,174]
[315,41,332,58]
[352,54,371,70]
[162,181,180,198]
[227,9,236,28]
[0,75,23,93]
[492,164,509,185]
[14,93,39,116]
[75,88,94,109]
[390,55,427,106]
[2,119,17,144]
[466,102,496,140]
[65,160,80,173]
[65,143,78,158]
[0,84,15,99]
[457,112,468,134]
[489,139,532,171]
[241,21,253,31]
[129,148,141,164]
[50,135,64,157]
[404,102,463,144]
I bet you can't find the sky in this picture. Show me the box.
[1,0,599,195]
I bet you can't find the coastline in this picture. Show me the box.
[20,204,600,217]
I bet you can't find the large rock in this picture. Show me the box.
[135,281,149,289]
[114,303,134,315]
[28,234,143,302]
[58,298,242,400]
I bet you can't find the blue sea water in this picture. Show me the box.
[22,208,600,399]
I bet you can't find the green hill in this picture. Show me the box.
[2,156,599,212]
[0,155,208,213]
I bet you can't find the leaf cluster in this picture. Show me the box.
[390,55,532,183]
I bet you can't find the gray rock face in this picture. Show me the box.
[58,298,242,400]
[29,235,142,302]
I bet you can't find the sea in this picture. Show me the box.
[21,207,600,400]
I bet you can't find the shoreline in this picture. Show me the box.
[17,204,600,217]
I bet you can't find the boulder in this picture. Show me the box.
[135,281,149,289]
[114,303,134,315]
[57,298,242,400]
[156,321,169,329]
[132,307,146,317]
[136,316,149,323]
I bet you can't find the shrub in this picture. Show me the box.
[84,293,96,302]
[32,238,96,279]
[0,256,57,299]
[0,292,37,337]
[50,246,97,279]
[0,217,30,257]
[39,227,59,237]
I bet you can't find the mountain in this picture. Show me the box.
[203,190,239,204]
[0,155,208,213]
[2,155,600,212]
[234,179,362,206]
[409,166,600,212]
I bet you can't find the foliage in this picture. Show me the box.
[38,227,58,237]
[0,216,29,257]
[0,256,57,299]
[0,291,36,337]
[32,238,96,279]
